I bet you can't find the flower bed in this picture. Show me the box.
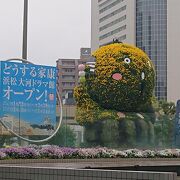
[0,146,180,160]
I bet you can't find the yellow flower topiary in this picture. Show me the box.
[74,43,156,146]
[84,43,155,112]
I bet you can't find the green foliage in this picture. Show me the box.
[101,119,119,147]
[159,100,175,117]
[0,136,19,148]
[83,114,155,148]
[118,119,136,147]
[84,122,103,147]
[74,85,101,125]
[147,120,155,145]
[154,118,173,147]
[154,100,175,147]
[0,136,6,147]
[48,125,76,147]
[118,116,155,148]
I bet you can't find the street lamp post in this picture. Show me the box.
[63,98,68,147]
[65,105,67,147]
[18,104,21,145]
[19,105,21,136]
[63,92,73,147]
[22,0,28,60]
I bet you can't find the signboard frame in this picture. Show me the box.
[0,59,63,143]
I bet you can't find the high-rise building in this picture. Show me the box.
[56,58,79,101]
[136,0,167,99]
[91,0,180,102]
[91,0,136,51]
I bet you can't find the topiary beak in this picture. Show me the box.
[112,73,122,81]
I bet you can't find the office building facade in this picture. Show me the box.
[91,0,136,52]
[56,48,92,100]
[136,0,167,99]
[91,0,180,102]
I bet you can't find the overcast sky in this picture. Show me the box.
[0,0,91,66]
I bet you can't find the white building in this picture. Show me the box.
[91,0,136,52]
[167,0,180,103]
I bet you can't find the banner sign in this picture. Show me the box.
[0,61,56,136]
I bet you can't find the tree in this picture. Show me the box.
[0,136,6,147]
[159,100,175,118]
[154,100,176,147]
[0,136,17,147]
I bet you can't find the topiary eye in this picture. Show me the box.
[124,58,131,64]
[147,61,151,67]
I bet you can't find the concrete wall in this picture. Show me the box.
[0,166,177,180]
[167,0,180,103]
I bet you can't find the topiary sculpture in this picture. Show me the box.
[74,43,156,147]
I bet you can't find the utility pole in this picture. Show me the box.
[22,0,28,60]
